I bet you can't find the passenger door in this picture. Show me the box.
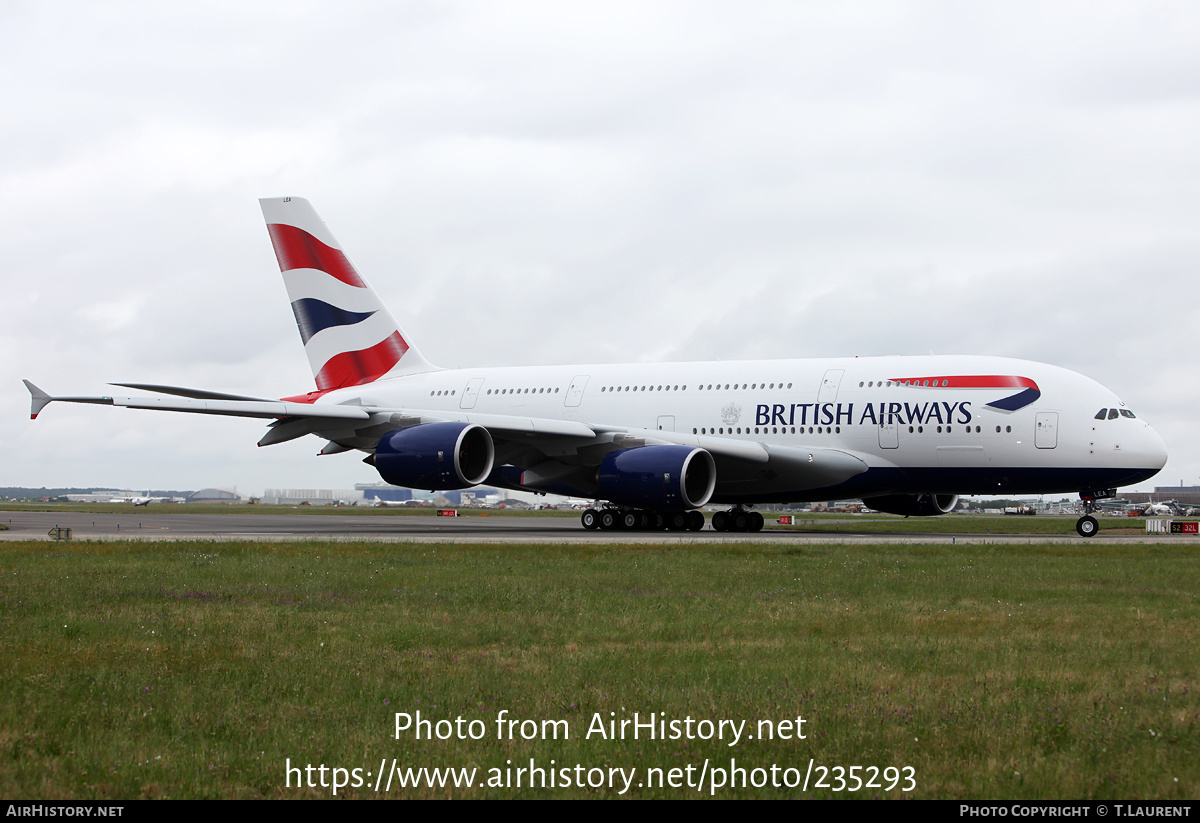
[1035,412,1058,449]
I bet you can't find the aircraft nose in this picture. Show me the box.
[1140,423,1169,470]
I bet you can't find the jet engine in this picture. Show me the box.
[374,422,495,490]
[597,445,716,509]
[862,493,959,517]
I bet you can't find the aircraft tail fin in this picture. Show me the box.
[259,197,437,391]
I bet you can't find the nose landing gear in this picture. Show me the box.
[1076,514,1099,537]
[1076,489,1115,537]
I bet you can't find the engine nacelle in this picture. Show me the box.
[374,422,495,490]
[597,445,716,510]
[863,493,959,517]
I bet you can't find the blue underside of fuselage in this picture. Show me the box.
[711,465,1162,505]
[482,465,1160,509]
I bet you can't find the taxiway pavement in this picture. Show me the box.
[0,509,1191,545]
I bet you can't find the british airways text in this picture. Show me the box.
[754,402,974,427]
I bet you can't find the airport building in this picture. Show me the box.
[64,490,153,503]
[354,483,501,506]
[1124,486,1200,507]
[187,488,247,503]
[261,489,365,506]
[259,484,505,506]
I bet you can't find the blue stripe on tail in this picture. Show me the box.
[290,298,376,344]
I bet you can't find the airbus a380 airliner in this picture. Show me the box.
[26,197,1168,536]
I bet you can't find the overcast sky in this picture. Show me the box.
[3,1,1197,497]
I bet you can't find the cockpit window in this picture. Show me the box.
[1095,409,1108,420]
[1108,409,1119,420]
[1120,409,1136,419]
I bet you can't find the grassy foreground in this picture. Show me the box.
[0,539,1196,799]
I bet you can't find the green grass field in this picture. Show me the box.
[1,539,1196,799]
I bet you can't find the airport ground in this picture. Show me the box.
[1,503,1195,544]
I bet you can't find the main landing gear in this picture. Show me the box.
[580,508,704,531]
[710,507,764,533]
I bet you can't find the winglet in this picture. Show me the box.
[23,380,52,419]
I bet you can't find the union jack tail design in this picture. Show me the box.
[260,197,436,390]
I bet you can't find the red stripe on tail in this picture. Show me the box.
[266,223,366,288]
[314,331,409,390]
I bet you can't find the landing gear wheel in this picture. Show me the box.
[687,510,705,531]
[712,511,729,532]
[581,509,599,530]
[1076,515,1099,537]
[599,510,619,530]
[622,511,639,530]
[748,511,764,532]
[668,512,688,531]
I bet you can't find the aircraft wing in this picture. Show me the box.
[25,380,606,440]
[587,428,867,490]
[588,425,767,462]
[364,415,864,489]
[108,382,276,402]
[24,380,371,422]
[26,380,866,490]
[24,380,607,443]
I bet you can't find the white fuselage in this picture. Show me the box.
[311,353,1167,503]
